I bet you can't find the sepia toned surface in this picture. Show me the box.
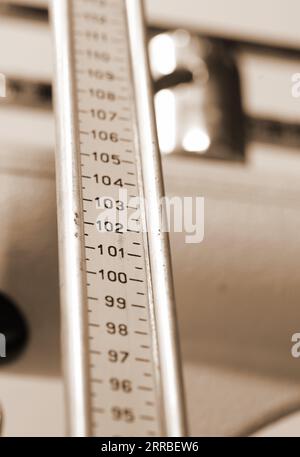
[0,0,300,437]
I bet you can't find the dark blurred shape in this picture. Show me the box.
[0,77,52,110]
[151,32,246,160]
[0,292,28,364]
[247,117,300,149]
[196,39,246,160]
[154,69,194,92]
[0,3,48,22]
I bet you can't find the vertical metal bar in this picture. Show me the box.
[125,0,188,437]
[51,0,91,436]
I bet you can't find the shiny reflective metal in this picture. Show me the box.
[151,31,245,159]
[52,0,90,436]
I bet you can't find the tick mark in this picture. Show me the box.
[140,415,155,422]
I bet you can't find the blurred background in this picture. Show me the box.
[0,0,300,436]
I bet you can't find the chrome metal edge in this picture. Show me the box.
[50,0,91,437]
[125,0,188,437]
